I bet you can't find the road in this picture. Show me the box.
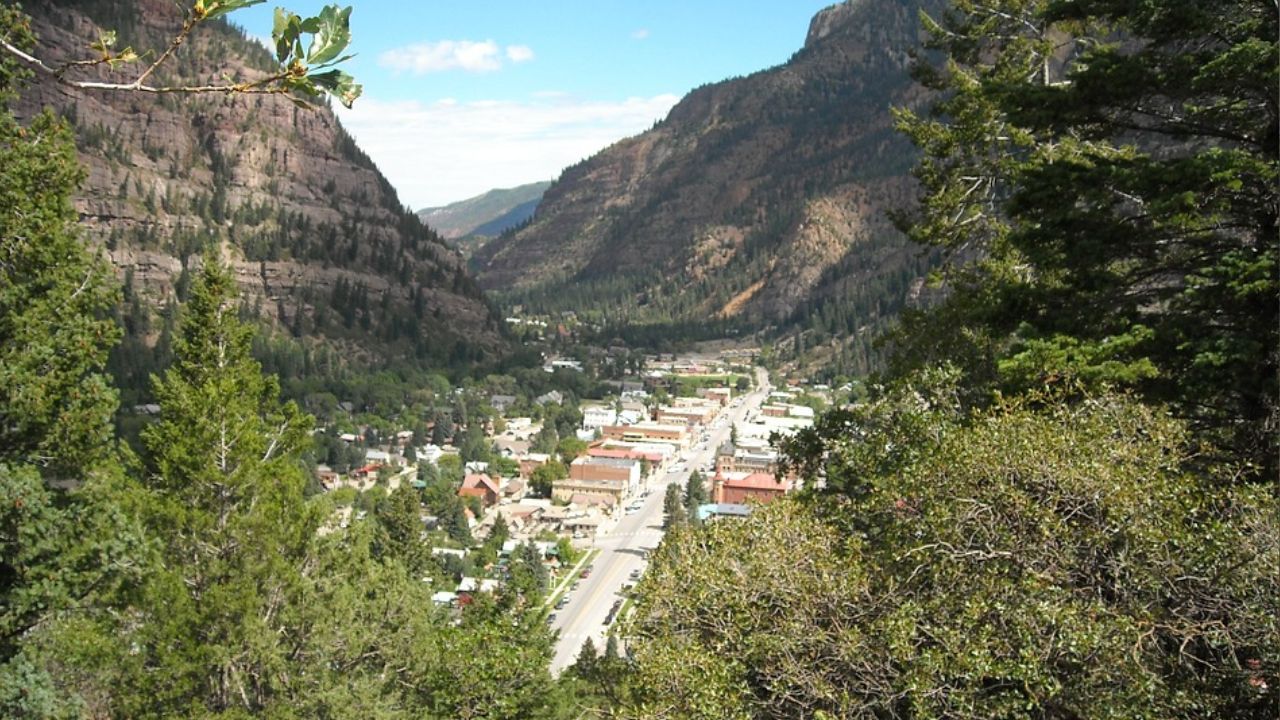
[548,368,771,674]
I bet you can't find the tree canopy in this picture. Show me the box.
[890,0,1278,477]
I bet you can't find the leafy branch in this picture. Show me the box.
[0,0,362,108]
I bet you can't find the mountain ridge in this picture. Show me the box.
[474,0,938,359]
[15,0,505,392]
[417,181,551,241]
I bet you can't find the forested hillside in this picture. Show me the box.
[14,0,505,405]
[418,180,550,248]
[476,0,940,374]
[622,0,1279,717]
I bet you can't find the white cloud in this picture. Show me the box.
[631,28,650,40]
[334,93,681,208]
[379,40,535,74]
[505,45,535,63]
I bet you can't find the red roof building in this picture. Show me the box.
[459,473,501,508]
[712,471,791,506]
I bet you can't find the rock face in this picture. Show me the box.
[474,0,938,332]
[15,0,504,374]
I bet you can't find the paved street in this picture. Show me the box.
[548,369,771,674]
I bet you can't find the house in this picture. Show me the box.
[395,430,415,446]
[315,465,340,489]
[459,474,500,508]
[350,463,381,482]
[490,394,517,412]
[501,477,527,503]
[519,453,551,479]
[712,471,792,505]
[700,387,732,406]
[366,449,399,466]
[535,390,564,406]
[416,444,445,466]
[457,577,499,593]
[581,405,619,430]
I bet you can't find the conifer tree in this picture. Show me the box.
[0,7,143,715]
[125,256,318,716]
[891,0,1278,475]
[662,483,687,529]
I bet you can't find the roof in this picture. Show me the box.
[573,456,639,469]
[462,474,500,494]
[588,448,663,463]
[571,493,617,508]
[697,503,753,520]
[721,472,791,491]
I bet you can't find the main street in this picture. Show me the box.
[548,368,771,674]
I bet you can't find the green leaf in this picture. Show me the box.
[272,9,300,63]
[308,68,362,108]
[201,0,265,21]
[306,5,353,66]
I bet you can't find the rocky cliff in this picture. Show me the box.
[475,0,937,339]
[14,0,504,383]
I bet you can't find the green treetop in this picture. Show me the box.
[891,0,1278,476]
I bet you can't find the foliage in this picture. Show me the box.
[630,394,1279,717]
[0,13,144,714]
[530,460,567,498]
[890,0,1279,476]
[0,0,362,107]
[661,483,686,529]
[505,541,549,606]
[683,470,707,522]
[119,257,320,715]
[0,24,120,477]
[0,464,145,719]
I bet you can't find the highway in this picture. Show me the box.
[548,368,771,674]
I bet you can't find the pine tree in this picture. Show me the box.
[0,7,120,479]
[126,256,319,716]
[662,483,687,529]
[892,0,1278,476]
[0,8,142,715]
[684,470,707,520]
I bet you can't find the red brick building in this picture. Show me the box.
[712,471,791,505]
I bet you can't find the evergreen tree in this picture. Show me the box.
[125,257,318,716]
[684,470,707,520]
[662,483,687,529]
[892,0,1278,475]
[374,484,431,577]
[0,8,142,715]
[506,541,549,605]
[0,6,120,479]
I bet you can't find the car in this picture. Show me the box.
[580,568,591,579]
[628,569,642,580]
[555,596,569,609]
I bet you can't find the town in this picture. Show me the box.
[303,350,824,671]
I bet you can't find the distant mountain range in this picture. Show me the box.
[17,0,505,392]
[417,182,551,255]
[474,0,941,354]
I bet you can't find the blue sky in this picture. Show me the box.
[233,1,835,208]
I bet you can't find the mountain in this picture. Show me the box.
[418,181,551,240]
[474,0,939,352]
[14,0,505,394]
